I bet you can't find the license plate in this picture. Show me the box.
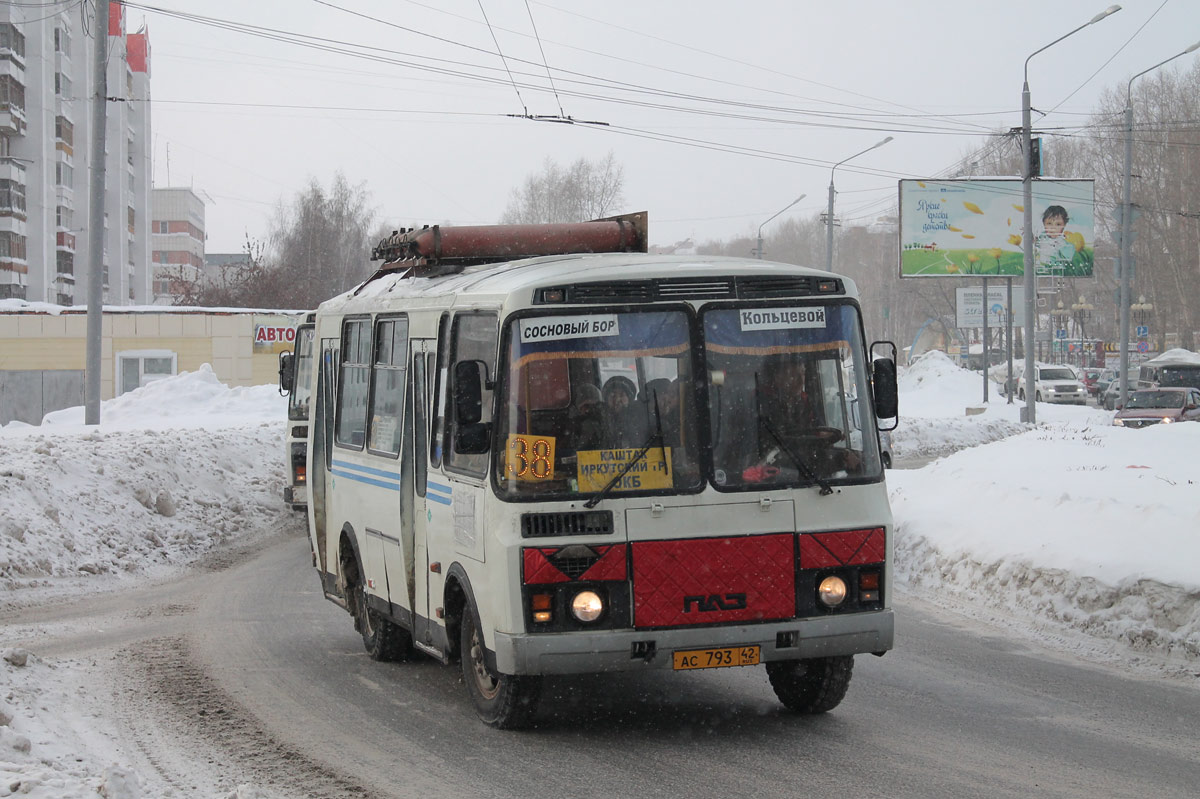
[672,645,760,670]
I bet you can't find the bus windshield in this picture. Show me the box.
[702,303,881,490]
[288,326,315,421]
[495,309,703,500]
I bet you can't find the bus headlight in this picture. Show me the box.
[570,590,604,622]
[817,576,848,607]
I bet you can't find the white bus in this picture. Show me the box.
[303,214,898,728]
[279,315,315,511]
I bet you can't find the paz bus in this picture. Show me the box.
[301,213,898,728]
[278,314,315,511]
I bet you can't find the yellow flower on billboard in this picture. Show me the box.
[988,248,1003,259]
[946,263,960,273]
[1065,231,1085,252]
[948,226,962,232]
[1007,234,1022,246]
[962,234,976,239]
[963,202,984,215]
[917,181,926,188]
[1012,204,1024,212]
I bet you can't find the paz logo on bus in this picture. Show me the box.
[520,314,619,343]
[683,593,748,613]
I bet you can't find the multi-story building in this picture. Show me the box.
[151,187,205,304]
[1,2,151,305]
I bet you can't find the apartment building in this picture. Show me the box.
[151,187,205,304]
[0,2,152,306]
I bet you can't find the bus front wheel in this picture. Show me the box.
[460,607,541,729]
[766,655,854,714]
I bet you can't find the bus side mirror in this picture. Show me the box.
[870,342,899,423]
[278,351,295,396]
[453,360,485,425]
[872,358,898,419]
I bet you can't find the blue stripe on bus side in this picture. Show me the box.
[331,468,401,492]
[332,459,403,481]
[427,480,452,496]
[426,492,452,506]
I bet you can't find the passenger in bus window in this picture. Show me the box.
[601,376,646,448]
[569,383,606,451]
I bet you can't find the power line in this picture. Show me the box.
[473,0,527,115]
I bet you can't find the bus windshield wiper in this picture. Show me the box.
[753,373,834,496]
[583,391,667,509]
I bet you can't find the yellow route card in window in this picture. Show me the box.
[576,448,672,492]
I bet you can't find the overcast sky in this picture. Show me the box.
[125,0,1198,254]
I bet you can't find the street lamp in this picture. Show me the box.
[756,193,806,261]
[1051,301,1071,361]
[1071,296,1094,366]
[1021,4,1121,425]
[1119,41,1200,407]
[1131,295,1153,325]
[825,136,892,272]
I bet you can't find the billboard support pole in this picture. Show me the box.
[982,277,989,402]
[1006,277,1015,404]
[1020,5,1120,424]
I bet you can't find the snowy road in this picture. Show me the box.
[8,530,1197,799]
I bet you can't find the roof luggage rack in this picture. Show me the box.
[358,212,648,292]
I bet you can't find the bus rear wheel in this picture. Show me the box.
[460,608,541,729]
[766,655,854,714]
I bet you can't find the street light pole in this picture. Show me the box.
[1021,4,1121,425]
[756,193,806,261]
[825,136,892,272]
[1119,41,1200,407]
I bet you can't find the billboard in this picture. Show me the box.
[955,285,1025,328]
[899,179,1094,278]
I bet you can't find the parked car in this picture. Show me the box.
[1112,387,1200,428]
[1081,369,1102,396]
[1102,368,1141,410]
[1016,365,1087,405]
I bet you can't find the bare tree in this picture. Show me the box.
[268,172,377,307]
[500,152,625,223]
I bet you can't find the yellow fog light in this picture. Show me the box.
[570,590,604,622]
[817,576,848,607]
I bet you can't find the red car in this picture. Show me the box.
[1081,369,1102,396]
[1112,387,1200,428]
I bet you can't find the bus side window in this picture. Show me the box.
[446,312,498,477]
[430,314,449,469]
[367,315,408,457]
[335,318,372,449]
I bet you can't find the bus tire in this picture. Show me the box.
[766,655,854,714]
[358,586,412,662]
[460,606,541,729]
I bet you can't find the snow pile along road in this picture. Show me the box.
[890,417,1200,679]
[0,366,295,600]
[889,350,1111,459]
[1,366,299,797]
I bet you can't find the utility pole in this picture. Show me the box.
[85,0,110,425]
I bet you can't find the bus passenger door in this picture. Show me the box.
[408,340,437,648]
[309,339,338,580]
